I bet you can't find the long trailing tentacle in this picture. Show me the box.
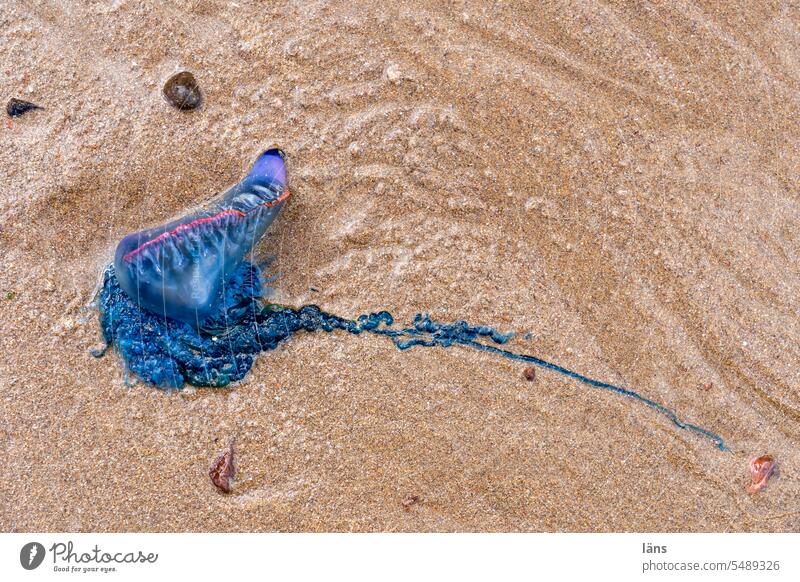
[97,261,728,451]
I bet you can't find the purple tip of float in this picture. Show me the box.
[248,148,287,188]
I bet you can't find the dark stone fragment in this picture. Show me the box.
[6,98,43,117]
[162,71,202,110]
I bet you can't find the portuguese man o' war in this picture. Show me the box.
[113,147,288,326]
[95,149,728,451]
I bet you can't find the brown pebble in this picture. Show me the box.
[523,366,536,381]
[702,381,713,391]
[162,71,202,110]
[210,438,236,493]
[402,494,420,509]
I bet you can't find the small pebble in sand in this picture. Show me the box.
[162,71,203,110]
[702,381,713,391]
[89,342,108,358]
[210,439,236,493]
[746,454,776,494]
[384,63,402,83]
[523,366,536,381]
[6,98,43,117]
[402,494,420,509]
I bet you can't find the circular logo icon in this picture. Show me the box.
[20,542,46,570]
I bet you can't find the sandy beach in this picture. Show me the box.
[1,1,798,531]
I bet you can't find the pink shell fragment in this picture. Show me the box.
[746,454,775,494]
[210,439,236,494]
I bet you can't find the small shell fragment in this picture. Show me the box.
[402,494,420,509]
[210,439,236,493]
[162,71,202,111]
[6,98,43,117]
[746,454,776,494]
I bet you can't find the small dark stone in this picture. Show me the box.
[6,98,43,117]
[162,71,202,111]
[523,366,536,381]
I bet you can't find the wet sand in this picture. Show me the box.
[1,1,798,531]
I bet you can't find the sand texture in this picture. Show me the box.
[1,1,799,532]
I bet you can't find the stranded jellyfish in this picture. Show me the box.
[113,147,288,326]
[96,147,730,452]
